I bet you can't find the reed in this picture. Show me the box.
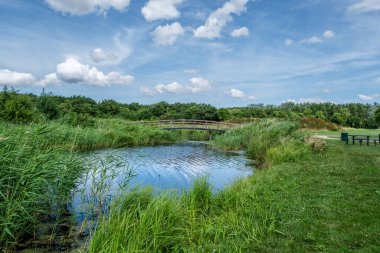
[211,120,308,167]
[0,119,183,250]
[0,126,83,250]
[87,176,278,252]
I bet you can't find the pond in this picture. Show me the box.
[73,141,253,220]
[18,142,254,252]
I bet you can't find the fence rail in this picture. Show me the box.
[125,119,240,132]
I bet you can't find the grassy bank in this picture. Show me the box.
[210,120,315,167]
[86,121,380,252]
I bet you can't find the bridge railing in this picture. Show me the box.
[125,119,240,130]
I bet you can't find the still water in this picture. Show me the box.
[72,142,253,221]
[80,141,253,192]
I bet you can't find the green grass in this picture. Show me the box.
[86,123,380,252]
[210,120,310,167]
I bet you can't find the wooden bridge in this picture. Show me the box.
[126,119,240,133]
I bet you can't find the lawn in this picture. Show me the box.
[254,139,380,252]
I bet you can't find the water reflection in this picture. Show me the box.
[84,141,253,191]
[73,142,253,222]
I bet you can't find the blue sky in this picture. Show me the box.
[0,0,379,107]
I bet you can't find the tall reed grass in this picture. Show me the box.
[87,176,279,252]
[0,126,83,250]
[211,119,310,167]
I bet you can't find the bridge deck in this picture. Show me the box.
[126,119,239,132]
[162,127,226,133]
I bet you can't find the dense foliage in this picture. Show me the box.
[0,86,379,128]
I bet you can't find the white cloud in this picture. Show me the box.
[45,0,131,15]
[91,48,118,63]
[0,69,35,86]
[358,93,379,101]
[303,36,323,44]
[54,58,134,86]
[188,77,212,93]
[184,69,199,74]
[231,27,249,38]
[36,73,60,87]
[152,22,185,46]
[156,82,184,93]
[194,0,249,39]
[141,77,212,96]
[142,0,183,21]
[284,38,293,46]
[140,86,157,96]
[230,88,255,100]
[323,30,335,39]
[230,88,245,98]
[348,0,380,13]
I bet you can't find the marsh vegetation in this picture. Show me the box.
[0,95,379,252]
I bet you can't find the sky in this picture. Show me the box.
[0,0,379,107]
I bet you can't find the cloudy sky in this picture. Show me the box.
[0,0,379,106]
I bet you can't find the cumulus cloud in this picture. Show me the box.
[152,22,185,46]
[141,77,212,96]
[188,77,212,93]
[284,38,293,46]
[36,73,60,87]
[348,0,380,13]
[0,69,36,86]
[141,82,184,95]
[231,27,249,38]
[358,93,379,101]
[91,48,118,63]
[45,0,131,15]
[194,0,249,39]
[142,0,183,21]
[156,82,184,93]
[53,58,134,86]
[230,88,245,98]
[323,30,335,39]
[230,88,255,100]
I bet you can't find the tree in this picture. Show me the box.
[375,106,380,127]
[98,99,121,116]
[37,90,60,120]
[2,94,36,123]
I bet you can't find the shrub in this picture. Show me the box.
[305,136,327,154]
[61,112,96,127]
[301,117,340,131]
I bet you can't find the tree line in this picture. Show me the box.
[1,86,379,128]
